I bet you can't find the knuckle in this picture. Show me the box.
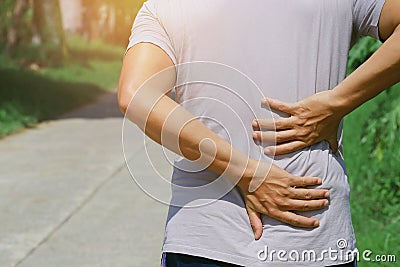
[297,107,307,114]
[281,190,290,198]
[298,129,309,137]
[276,133,283,143]
[282,177,292,186]
[291,190,299,199]
[274,198,284,207]
[279,200,290,209]
[295,117,307,126]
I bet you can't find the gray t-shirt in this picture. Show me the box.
[127,0,386,266]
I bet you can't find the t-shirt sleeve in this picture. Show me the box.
[353,0,386,40]
[126,1,177,65]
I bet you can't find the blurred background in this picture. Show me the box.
[0,0,146,136]
[0,0,398,266]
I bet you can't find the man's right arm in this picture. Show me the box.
[118,42,330,239]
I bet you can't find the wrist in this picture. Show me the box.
[237,158,260,192]
[329,86,355,117]
[237,159,276,193]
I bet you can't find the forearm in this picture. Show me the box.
[126,85,259,189]
[332,24,400,116]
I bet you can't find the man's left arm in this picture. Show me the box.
[253,0,400,155]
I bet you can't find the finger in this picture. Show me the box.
[289,176,323,187]
[284,199,329,212]
[264,141,307,155]
[253,117,295,131]
[253,131,275,144]
[246,205,263,240]
[254,130,299,144]
[290,188,330,200]
[262,98,297,115]
[271,210,320,228]
[252,119,261,131]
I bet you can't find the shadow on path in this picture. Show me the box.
[59,91,123,119]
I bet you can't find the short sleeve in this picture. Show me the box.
[126,1,177,65]
[353,0,386,40]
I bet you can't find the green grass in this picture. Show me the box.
[339,37,399,266]
[0,36,124,138]
[41,36,124,89]
[344,85,400,267]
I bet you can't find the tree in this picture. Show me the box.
[81,0,102,41]
[102,0,145,45]
[5,0,30,53]
[80,0,145,45]
[33,0,67,65]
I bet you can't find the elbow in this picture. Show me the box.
[117,85,133,116]
[118,86,149,131]
[117,95,128,116]
[118,84,146,127]
[118,100,128,116]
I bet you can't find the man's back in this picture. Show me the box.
[127,0,385,265]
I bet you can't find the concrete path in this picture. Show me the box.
[0,92,171,267]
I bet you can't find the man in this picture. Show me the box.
[118,0,399,266]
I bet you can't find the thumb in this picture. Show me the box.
[263,97,296,115]
[246,205,263,240]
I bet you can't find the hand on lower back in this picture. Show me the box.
[239,164,330,240]
[252,90,344,156]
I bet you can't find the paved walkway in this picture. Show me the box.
[0,92,171,267]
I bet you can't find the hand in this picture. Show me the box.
[239,163,330,240]
[252,90,344,156]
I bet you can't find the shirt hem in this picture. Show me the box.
[162,243,356,267]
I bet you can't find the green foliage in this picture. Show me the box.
[33,0,67,65]
[41,35,124,89]
[0,0,16,47]
[0,67,102,137]
[348,37,382,73]
[1,1,35,47]
[0,36,124,137]
[346,37,400,222]
[345,88,400,267]
[98,0,145,45]
[359,89,400,220]
[0,101,38,135]
[345,37,400,266]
